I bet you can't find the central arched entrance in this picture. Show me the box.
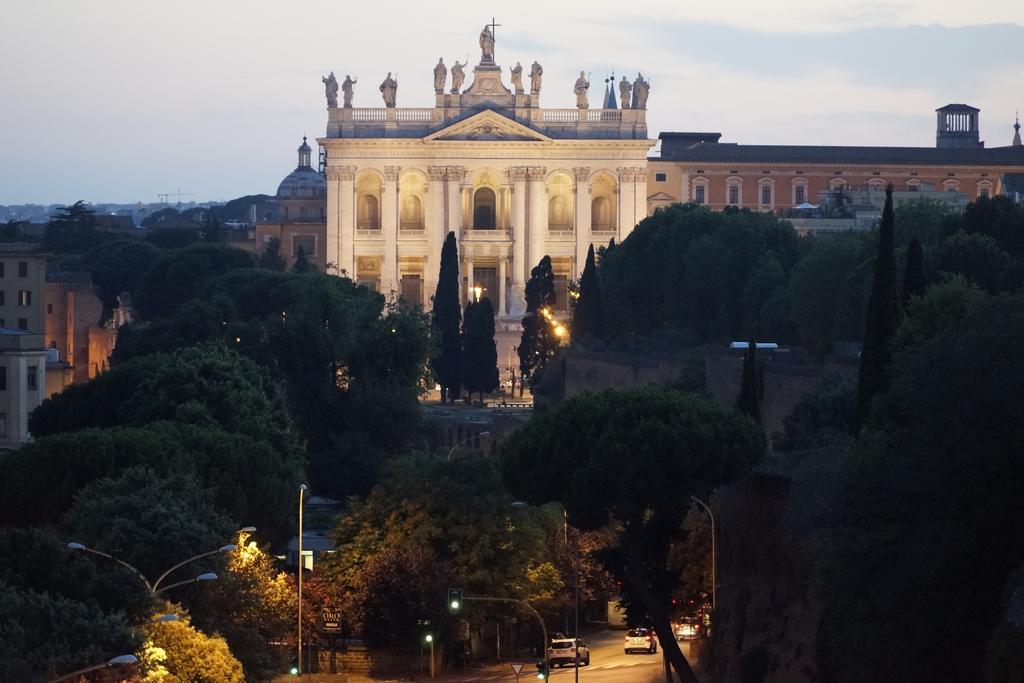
[473,187,496,229]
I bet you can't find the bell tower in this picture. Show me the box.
[936,104,983,149]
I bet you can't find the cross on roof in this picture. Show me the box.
[488,17,501,42]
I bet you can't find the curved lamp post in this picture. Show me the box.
[66,527,254,596]
[690,496,716,613]
[51,654,138,683]
[446,431,491,460]
[297,484,307,676]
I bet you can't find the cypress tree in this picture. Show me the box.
[901,237,927,309]
[259,237,287,272]
[462,297,499,402]
[431,232,462,403]
[518,255,557,388]
[292,245,314,273]
[856,184,901,427]
[736,339,761,423]
[573,244,606,343]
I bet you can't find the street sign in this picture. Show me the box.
[511,663,524,675]
[320,607,343,633]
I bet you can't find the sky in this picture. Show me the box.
[1,0,1022,205]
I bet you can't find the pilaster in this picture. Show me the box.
[527,166,548,275]
[498,256,508,316]
[574,167,592,279]
[381,166,401,300]
[509,167,528,315]
[336,166,357,278]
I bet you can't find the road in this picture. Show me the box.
[438,629,681,683]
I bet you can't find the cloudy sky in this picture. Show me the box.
[1,0,1022,205]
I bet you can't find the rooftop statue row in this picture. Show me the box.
[320,22,649,110]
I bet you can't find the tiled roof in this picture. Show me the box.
[655,138,1024,167]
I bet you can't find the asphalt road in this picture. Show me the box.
[440,629,677,683]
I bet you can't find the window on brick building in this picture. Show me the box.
[694,185,706,204]
[27,365,37,391]
[655,173,667,182]
[18,262,27,277]
[728,185,740,205]
[17,290,30,306]
[761,184,773,206]
[794,185,806,204]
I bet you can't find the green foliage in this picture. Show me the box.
[519,256,558,386]
[146,226,202,249]
[44,201,111,253]
[735,341,761,423]
[600,203,799,344]
[773,374,856,452]
[856,186,901,427]
[143,613,245,683]
[62,466,235,581]
[901,237,926,308]
[818,286,1024,682]
[933,230,1017,293]
[258,237,286,272]
[0,220,25,243]
[79,238,161,321]
[461,297,499,398]
[135,243,255,319]
[291,245,314,273]
[0,580,139,683]
[431,231,462,402]
[321,455,570,644]
[203,215,225,243]
[572,244,606,342]
[893,197,953,247]
[962,194,1024,260]
[141,207,180,228]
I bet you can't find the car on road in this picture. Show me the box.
[624,628,658,654]
[675,616,702,640]
[548,638,590,667]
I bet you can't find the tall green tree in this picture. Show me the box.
[518,255,557,387]
[134,243,254,319]
[856,184,900,427]
[461,297,499,401]
[735,340,761,423]
[203,214,225,242]
[500,387,765,683]
[44,201,108,253]
[258,237,286,271]
[291,245,314,273]
[572,244,605,343]
[431,231,461,403]
[901,237,927,308]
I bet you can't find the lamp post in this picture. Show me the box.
[50,654,138,683]
[66,535,247,595]
[446,431,491,460]
[690,496,716,613]
[297,483,307,676]
[424,633,435,678]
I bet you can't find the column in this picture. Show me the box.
[509,167,528,315]
[461,183,473,234]
[425,167,447,303]
[617,167,636,243]
[381,166,400,300]
[573,167,592,279]
[445,167,466,302]
[338,167,357,278]
[466,258,475,305]
[527,166,547,274]
[326,168,342,275]
[498,255,507,316]
[634,166,648,236]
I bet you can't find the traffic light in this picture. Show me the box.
[288,658,299,675]
[536,661,549,679]
[448,588,463,612]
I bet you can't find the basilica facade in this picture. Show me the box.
[317,27,652,319]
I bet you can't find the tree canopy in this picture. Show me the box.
[431,231,462,403]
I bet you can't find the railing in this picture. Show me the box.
[399,227,427,238]
[356,228,383,238]
[542,109,579,123]
[396,109,432,122]
[586,110,622,123]
[462,228,511,240]
[351,108,387,122]
[548,229,575,239]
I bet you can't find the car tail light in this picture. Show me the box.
[646,636,652,641]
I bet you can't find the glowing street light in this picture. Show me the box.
[51,654,138,682]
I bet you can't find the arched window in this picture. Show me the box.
[546,173,574,231]
[590,173,618,230]
[359,195,379,229]
[401,195,422,229]
[906,179,922,192]
[473,187,496,229]
[591,197,611,230]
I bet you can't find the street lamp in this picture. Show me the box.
[446,431,491,460]
[690,496,716,613]
[66,539,241,595]
[51,654,138,683]
[297,483,307,676]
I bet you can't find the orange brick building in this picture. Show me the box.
[648,105,1024,213]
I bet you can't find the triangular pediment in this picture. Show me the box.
[424,110,551,143]
[648,191,676,201]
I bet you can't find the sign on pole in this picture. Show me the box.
[511,663,524,676]
[320,607,343,633]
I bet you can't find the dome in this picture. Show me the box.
[276,166,327,200]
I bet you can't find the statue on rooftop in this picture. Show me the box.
[380,72,397,108]
[511,62,524,94]
[322,71,339,108]
[619,76,632,110]
[433,58,447,93]
[479,24,495,64]
[632,72,650,110]
[450,61,466,94]
[342,75,356,108]
[529,61,543,95]
[574,71,590,109]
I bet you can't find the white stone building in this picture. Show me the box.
[318,29,653,322]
